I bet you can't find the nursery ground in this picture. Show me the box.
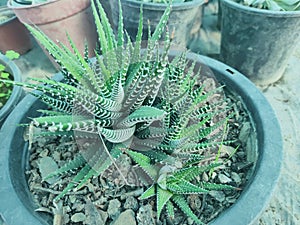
[13,6,300,224]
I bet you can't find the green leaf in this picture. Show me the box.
[157,186,173,219]
[5,50,20,60]
[167,179,209,194]
[200,182,237,191]
[54,163,92,201]
[131,5,143,63]
[170,163,222,183]
[126,149,159,181]
[1,72,9,79]
[0,93,8,98]
[25,25,85,86]
[98,126,136,143]
[0,64,5,72]
[140,184,156,199]
[44,154,86,180]
[119,106,166,127]
[172,195,204,225]
[117,0,124,47]
[150,4,171,43]
[166,201,175,220]
[75,146,123,190]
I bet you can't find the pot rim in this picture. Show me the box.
[121,0,206,10]
[0,6,16,25]
[7,0,58,10]
[221,0,300,17]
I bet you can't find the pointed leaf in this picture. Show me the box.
[98,126,135,143]
[157,186,173,219]
[167,179,209,194]
[126,150,159,181]
[140,185,155,199]
[172,195,204,225]
[119,106,166,127]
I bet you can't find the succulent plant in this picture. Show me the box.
[242,0,300,10]
[1,0,239,224]
[127,149,238,224]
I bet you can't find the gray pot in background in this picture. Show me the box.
[220,0,300,86]
[110,0,205,48]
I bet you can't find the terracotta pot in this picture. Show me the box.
[0,6,32,54]
[8,0,98,57]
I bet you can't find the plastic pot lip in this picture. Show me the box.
[121,0,206,10]
[0,53,24,126]
[0,54,282,225]
[221,0,300,17]
[0,6,17,25]
[7,0,58,9]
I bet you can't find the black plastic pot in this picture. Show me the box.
[0,53,24,128]
[110,0,205,47]
[220,0,300,86]
[0,54,282,225]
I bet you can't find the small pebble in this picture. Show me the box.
[39,148,49,157]
[107,199,121,219]
[71,212,86,223]
[209,190,226,202]
[113,209,136,225]
[202,172,209,182]
[218,174,232,183]
[231,172,242,184]
[38,156,58,184]
[124,196,139,211]
[238,122,251,143]
[137,204,155,225]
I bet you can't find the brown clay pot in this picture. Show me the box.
[0,6,32,54]
[8,0,98,57]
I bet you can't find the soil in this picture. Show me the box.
[26,82,255,225]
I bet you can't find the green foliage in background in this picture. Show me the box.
[0,50,19,108]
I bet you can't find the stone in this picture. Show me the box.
[38,156,58,184]
[209,190,226,202]
[124,196,139,211]
[137,204,155,225]
[112,209,136,225]
[231,172,242,184]
[70,212,86,223]
[107,199,121,220]
[218,173,232,184]
[238,122,251,143]
[85,200,108,225]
